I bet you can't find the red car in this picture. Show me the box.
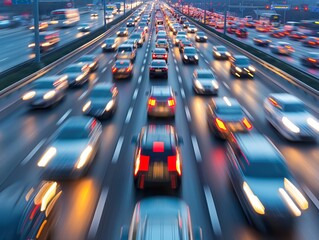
[235,28,248,38]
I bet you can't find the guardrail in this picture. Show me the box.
[0,7,138,96]
[174,8,319,99]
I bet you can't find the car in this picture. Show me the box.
[111,59,134,80]
[227,25,237,34]
[300,52,319,68]
[155,38,169,51]
[130,32,144,47]
[147,86,176,118]
[22,75,68,108]
[227,132,308,231]
[77,23,91,32]
[156,24,165,33]
[156,30,167,41]
[37,116,102,179]
[101,38,119,52]
[138,22,149,32]
[0,181,62,240]
[270,42,294,55]
[206,96,252,139]
[152,48,168,62]
[235,28,248,38]
[253,35,271,47]
[301,37,319,48]
[187,24,197,33]
[117,27,129,37]
[116,44,137,62]
[105,13,114,19]
[245,20,255,28]
[133,125,182,189]
[174,34,188,46]
[229,55,255,78]
[149,59,168,79]
[91,12,98,18]
[183,22,190,29]
[288,31,307,41]
[62,63,90,87]
[195,31,208,42]
[82,83,118,118]
[120,197,202,240]
[77,54,99,72]
[123,39,138,50]
[212,45,231,60]
[127,19,135,27]
[192,69,219,95]
[182,47,199,64]
[263,93,319,141]
[269,29,285,38]
[179,38,193,52]
[215,21,224,29]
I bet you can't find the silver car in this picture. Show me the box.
[37,116,102,179]
[264,93,319,141]
[192,69,219,95]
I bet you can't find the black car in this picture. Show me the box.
[195,31,208,42]
[212,45,231,60]
[82,83,118,118]
[112,60,134,79]
[101,38,119,52]
[206,97,252,139]
[300,52,319,68]
[149,59,168,79]
[229,55,255,78]
[182,47,199,64]
[227,132,308,231]
[117,27,129,37]
[253,35,271,47]
[127,20,135,27]
[133,125,182,190]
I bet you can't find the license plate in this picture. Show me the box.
[119,69,125,72]
[153,162,164,179]
[228,122,243,131]
[155,69,162,72]
[157,55,163,58]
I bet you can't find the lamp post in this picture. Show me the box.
[204,0,206,24]
[33,0,40,63]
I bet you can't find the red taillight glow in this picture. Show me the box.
[153,141,164,152]
[164,54,167,58]
[168,98,175,107]
[112,67,117,73]
[216,118,227,131]
[134,149,149,175]
[242,118,253,130]
[152,54,156,58]
[168,154,181,175]
[30,204,40,220]
[308,58,317,63]
[126,67,131,72]
[148,98,156,106]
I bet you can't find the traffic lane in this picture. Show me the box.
[173,32,319,239]
[95,24,214,240]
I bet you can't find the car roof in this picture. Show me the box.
[195,69,213,75]
[150,86,172,96]
[63,116,95,129]
[213,97,241,109]
[268,93,302,105]
[233,55,248,60]
[141,125,176,149]
[151,59,166,64]
[154,48,166,52]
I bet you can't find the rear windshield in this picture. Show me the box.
[151,61,166,66]
[58,127,89,140]
[118,47,132,52]
[91,89,112,98]
[115,61,130,67]
[215,106,242,115]
[34,81,54,89]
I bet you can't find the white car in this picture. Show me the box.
[264,93,319,141]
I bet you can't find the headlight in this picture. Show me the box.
[248,66,255,72]
[204,36,207,39]
[117,31,120,35]
[282,117,300,133]
[22,91,36,100]
[194,80,203,89]
[225,51,231,56]
[38,147,57,167]
[196,36,199,39]
[138,39,142,44]
[28,43,35,48]
[235,67,242,72]
[176,39,180,43]
[43,90,56,100]
[212,80,219,89]
[105,99,114,111]
[307,117,319,132]
[194,55,198,60]
[243,182,265,215]
[82,101,91,112]
[101,43,106,48]
[76,74,84,82]
[284,178,308,211]
[184,55,188,59]
[215,51,221,57]
[76,145,93,169]
[112,44,116,48]
[89,63,95,68]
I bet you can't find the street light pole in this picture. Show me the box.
[33,0,40,63]
[103,0,106,28]
[204,0,206,24]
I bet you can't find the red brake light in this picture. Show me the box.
[215,118,227,131]
[153,141,164,152]
[126,67,131,72]
[168,154,181,175]
[30,204,40,220]
[112,67,117,73]
[152,54,156,58]
[134,149,149,175]
[168,98,175,107]
[164,54,167,58]
[308,58,317,63]
[242,118,252,130]
[148,98,156,106]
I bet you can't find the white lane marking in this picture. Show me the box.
[173,53,175,58]
[174,59,177,64]
[178,76,182,84]
[200,53,204,57]
[143,59,146,64]
[113,54,117,58]
[141,66,145,72]
[175,66,179,72]
[21,138,47,165]
[78,90,88,100]
[57,109,72,126]
[144,53,147,58]
[88,188,109,239]
[108,59,112,64]
[242,107,254,121]
[191,136,202,162]
[138,76,142,84]
[146,49,149,53]
[112,137,124,163]
[102,67,107,73]
[181,88,185,99]
[205,59,209,64]
[0,98,20,113]
[204,186,222,236]
[185,106,191,122]
[133,88,138,100]
[0,57,8,63]
[304,186,319,211]
[210,67,216,73]
[125,107,133,124]
[93,77,99,85]
[222,82,230,90]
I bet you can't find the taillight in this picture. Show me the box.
[152,54,156,58]
[148,98,156,106]
[164,54,167,58]
[134,149,149,175]
[308,58,317,63]
[168,154,181,175]
[167,98,175,107]
[242,118,252,130]
[126,67,131,72]
[112,67,117,73]
[215,118,227,131]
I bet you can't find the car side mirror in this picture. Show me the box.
[193,226,203,240]
[131,135,138,144]
[120,225,129,240]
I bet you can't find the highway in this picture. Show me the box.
[0,2,319,240]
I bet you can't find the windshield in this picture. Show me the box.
[34,81,54,90]
[79,56,94,62]
[197,32,205,36]
[119,27,127,31]
[184,48,196,54]
[244,160,288,178]
[58,127,89,140]
[115,61,130,67]
[282,102,305,112]
[236,58,249,65]
[91,89,112,98]
[216,106,242,115]
[216,46,226,51]
[198,73,214,79]
[118,47,132,52]
[105,39,114,44]
[131,34,141,39]
[155,49,166,53]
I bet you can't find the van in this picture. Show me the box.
[116,44,136,62]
